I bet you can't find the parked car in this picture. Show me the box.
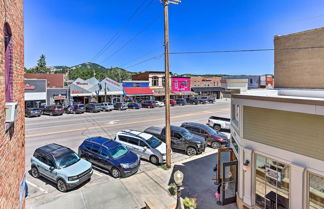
[114,102,128,111]
[42,105,64,116]
[207,116,231,131]
[196,97,209,104]
[30,143,93,192]
[127,102,141,109]
[200,96,214,103]
[25,108,41,117]
[100,103,114,112]
[164,99,177,106]
[181,122,229,149]
[141,101,157,108]
[115,130,167,165]
[176,98,187,106]
[144,126,206,156]
[85,103,102,113]
[186,97,199,105]
[65,104,86,114]
[154,101,165,107]
[78,137,140,178]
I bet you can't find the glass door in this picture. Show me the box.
[222,160,238,205]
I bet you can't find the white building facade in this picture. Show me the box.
[231,90,324,209]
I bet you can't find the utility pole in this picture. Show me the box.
[162,0,180,168]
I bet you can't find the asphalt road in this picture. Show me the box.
[25,101,231,209]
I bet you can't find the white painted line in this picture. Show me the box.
[93,170,103,177]
[26,180,48,194]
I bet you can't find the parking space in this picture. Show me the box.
[25,101,231,209]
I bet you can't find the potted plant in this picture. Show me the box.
[183,197,197,209]
[168,183,177,196]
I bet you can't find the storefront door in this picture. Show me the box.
[216,148,238,205]
[222,160,238,205]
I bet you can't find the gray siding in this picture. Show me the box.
[243,106,324,161]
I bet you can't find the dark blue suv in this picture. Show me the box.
[78,137,140,178]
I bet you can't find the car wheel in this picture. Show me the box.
[211,141,221,149]
[57,179,67,192]
[150,155,159,165]
[186,147,197,156]
[111,167,121,178]
[31,166,40,178]
[213,124,221,131]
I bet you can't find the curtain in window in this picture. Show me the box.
[5,39,13,102]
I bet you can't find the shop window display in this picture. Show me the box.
[255,154,289,209]
[309,173,324,209]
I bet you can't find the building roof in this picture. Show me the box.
[24,73,64,88]
[124,87,153,96]
[232,89,324,106]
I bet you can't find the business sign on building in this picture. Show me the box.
[24,79,46,93]
[265,167,281,182]
[172,77,190,92]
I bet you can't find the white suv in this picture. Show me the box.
[115,130,167,164]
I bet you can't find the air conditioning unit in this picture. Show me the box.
[5,102,18,123]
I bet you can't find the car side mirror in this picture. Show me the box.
[50,166,55,171]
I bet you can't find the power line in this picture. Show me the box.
[125,53,164,68]
[102,15,161,63]
[121,14,324,67]
[91,0,153,61]
[125,46,324,68]
[169,46,324,54]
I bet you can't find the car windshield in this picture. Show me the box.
[108,145,128,159]
[55,152,80,168]
[180,129,192,139]
[206,126,218,135]
[56,106,63,109]
[32,108,39,111]
[146,136,162,148]
[78,105,85,108]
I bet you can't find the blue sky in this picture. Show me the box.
[25,0,324,75]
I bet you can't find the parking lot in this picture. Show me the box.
[25,101,231,209]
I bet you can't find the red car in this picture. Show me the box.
[164,99,177,106]
[141,101,157,108]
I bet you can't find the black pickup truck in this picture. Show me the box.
[144,126,206,156]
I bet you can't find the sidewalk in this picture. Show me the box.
[122,151,237,209]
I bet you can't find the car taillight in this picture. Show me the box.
[208,120,210,123]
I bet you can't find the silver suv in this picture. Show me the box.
[115,130,167,165]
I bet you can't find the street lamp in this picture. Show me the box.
[173,170,184,209]
[160,0,180,169]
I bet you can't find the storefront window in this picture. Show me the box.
[231,137,239,155]
[255,154,289,209]
[309,173,324,209]
[152,76,159,86]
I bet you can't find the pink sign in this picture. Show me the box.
[172,77,190,92]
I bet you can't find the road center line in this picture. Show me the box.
[26,108,229,137]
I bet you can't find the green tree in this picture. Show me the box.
[35,54,50,73]
[25,54,51,73]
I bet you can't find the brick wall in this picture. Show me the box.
[274,27,324,89]
[190,77,221,87]
[0,0,25,209]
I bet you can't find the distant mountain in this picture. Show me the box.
[70,62,106,71]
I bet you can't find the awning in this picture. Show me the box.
[123,87,153,96]
[191,87,224,92]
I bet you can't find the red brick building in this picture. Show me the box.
[25,73,65,88]
[0,0,26,209]
[190,76,221,87]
